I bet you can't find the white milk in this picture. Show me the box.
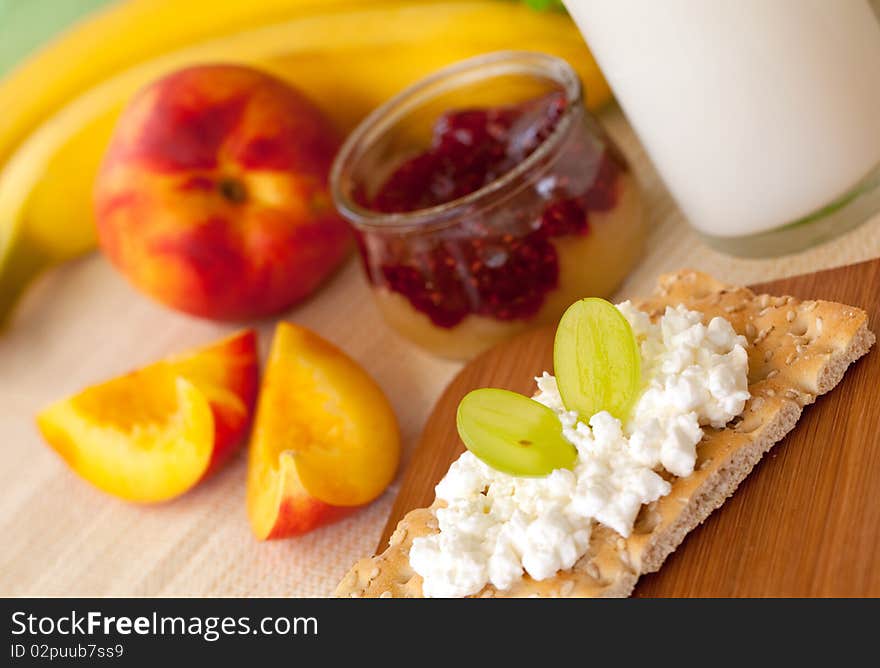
[565,0,880,238]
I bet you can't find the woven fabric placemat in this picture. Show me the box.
[1,106,878,596]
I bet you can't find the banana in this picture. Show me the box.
[0,1,610,322]
[0,0,383,166]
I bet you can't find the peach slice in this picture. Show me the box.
[37,330,258,502]
[247,323,400,539]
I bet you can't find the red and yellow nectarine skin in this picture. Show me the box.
[247,323,400,540]
[167,329,259,477]
[94,65,351,320]
[37,330,258,502]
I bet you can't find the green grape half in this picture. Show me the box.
[456,388,577,477]
[554,297,641,423]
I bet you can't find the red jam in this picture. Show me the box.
[360,93,621,329]
[372,93,566,212]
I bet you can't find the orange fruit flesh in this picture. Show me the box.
[37,365,214,503]
[170,349,250,418]
[247,322,400,539]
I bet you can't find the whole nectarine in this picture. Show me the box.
[94,65,351,320]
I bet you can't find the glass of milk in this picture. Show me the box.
[563,0,880,256]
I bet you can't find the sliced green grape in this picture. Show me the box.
[554,297,641,423]
[456,388,577,477]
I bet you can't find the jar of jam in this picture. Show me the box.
[331,51,644,359]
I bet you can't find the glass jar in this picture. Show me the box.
[331,51,644,359]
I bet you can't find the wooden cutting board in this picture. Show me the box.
[378,258,880,597]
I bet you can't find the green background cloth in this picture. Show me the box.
[0,0,113,76]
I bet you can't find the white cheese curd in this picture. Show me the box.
[410,302,750,598]
[410,453,591,598]
[618,301,750,477]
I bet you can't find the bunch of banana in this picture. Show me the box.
[0,0,610,322]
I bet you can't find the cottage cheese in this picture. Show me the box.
[409,302,750,598]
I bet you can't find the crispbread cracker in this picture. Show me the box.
[336,271,875,598]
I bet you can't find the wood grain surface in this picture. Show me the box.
[378,258,880,597]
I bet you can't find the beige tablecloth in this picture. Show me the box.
[2,107,878,597]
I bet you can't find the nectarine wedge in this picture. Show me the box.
[37,330,258,502]
[247,323,400,539]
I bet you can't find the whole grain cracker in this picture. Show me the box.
[335,270,875,598]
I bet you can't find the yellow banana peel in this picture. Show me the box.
[0,1,610,324]
[0,0,384,166]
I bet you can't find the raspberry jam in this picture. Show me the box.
[371,93,567,213]
[332,52,644,359]
[360,93,622,329]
